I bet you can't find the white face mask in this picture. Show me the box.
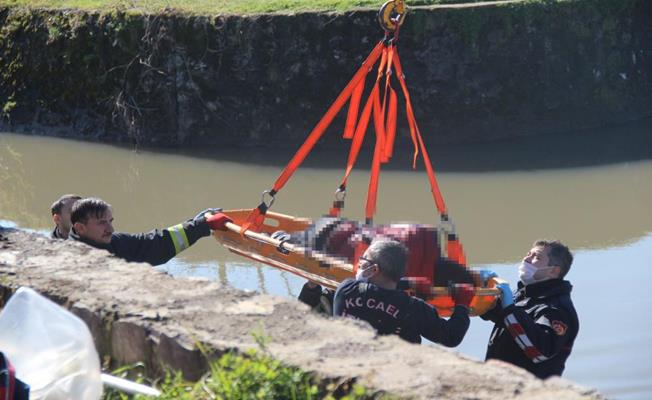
[518,261,554,285]
[355,264,376,282]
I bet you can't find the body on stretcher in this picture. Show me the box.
[213,210,500,317]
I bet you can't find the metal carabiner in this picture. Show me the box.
[334,187,346,201]
[378,0,407,33]
[437,213,456,236]
[261,190,276,210]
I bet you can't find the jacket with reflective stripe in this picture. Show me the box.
[70,218,210,266]
[481,279,579,379]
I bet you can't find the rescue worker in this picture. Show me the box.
[69,197,231,266]
[333,239,473,346]
[480,239,579,379]
[287,217,474,313]
[50,194,82,239]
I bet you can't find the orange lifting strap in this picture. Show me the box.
[241,1,466,267]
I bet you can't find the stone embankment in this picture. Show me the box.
[0,0,650,148]
[0,227,602,399]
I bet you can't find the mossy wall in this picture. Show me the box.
[0,0,650,147]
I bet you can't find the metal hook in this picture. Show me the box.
[261,190,276,209]
[378,0,407,33]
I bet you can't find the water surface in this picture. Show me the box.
[1,123,651,399]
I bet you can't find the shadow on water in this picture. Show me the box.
[146,117,652,172]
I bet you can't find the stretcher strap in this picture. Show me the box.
[392,51,419,169]
[447,234,467,266]
[393,51,448,216]
[339,45,388,188]
[381,45,396,161]
[328,200,345,217]
[240,202,268,235]
[410,94,466,264]
[330,45,389,217]
[343,78,365,139]
[273,41,384,193]
[392,51,466,264]
[385,86,397,160]
[362,45,396,222]
[241,42,384,233]
[365,121,384,222]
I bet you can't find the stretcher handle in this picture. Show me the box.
[430,287,501,296]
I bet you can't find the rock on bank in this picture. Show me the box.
[0,0,650,148]
[0,227,602,399]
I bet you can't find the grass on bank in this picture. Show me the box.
[0,0,529,15]
[102,349,373,400]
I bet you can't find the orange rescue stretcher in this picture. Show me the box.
[213,1,501,316]
[213,210,501,317]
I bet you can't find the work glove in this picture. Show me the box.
[497,282,514,309]
[298,281,322,307]
[271,230,291,242]
[194,208,223,222]
[206,212,233,231]
[451,283,475,309]
[477,269,498,287]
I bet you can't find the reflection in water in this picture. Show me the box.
[162,117,652,173]
[1,126,651,399]
[0,143,40,227]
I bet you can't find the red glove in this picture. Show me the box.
[206,212,233,231]
[452,283,475,308]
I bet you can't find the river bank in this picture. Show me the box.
[0,226,604,399]
[1,0,650,148]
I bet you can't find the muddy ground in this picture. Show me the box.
[0,227,602,399]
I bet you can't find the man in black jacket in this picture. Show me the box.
[481,239,579,379]
[50,194,82,239]
[333,239,473,346]
[69,197,231,266]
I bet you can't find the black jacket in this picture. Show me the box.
[69,218,210,266]
[333,278,470,345]
[481,279,579,379]
[51,226,65,239]
[298,283,336,314]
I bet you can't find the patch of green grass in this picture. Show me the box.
[102,349,372,400]
[0,0,525,16]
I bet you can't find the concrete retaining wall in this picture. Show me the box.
[1,0,650,148]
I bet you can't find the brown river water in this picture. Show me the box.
[1,121,651,399]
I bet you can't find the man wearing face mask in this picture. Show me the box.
[332,239,473,346]
[480,240,579,379]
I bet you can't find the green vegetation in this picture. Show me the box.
[102,349,372,400]
[0,0,520,15]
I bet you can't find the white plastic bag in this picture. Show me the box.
[0,287,102,400]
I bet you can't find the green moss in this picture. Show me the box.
[2,99,16,115]
[0,0,647,145]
